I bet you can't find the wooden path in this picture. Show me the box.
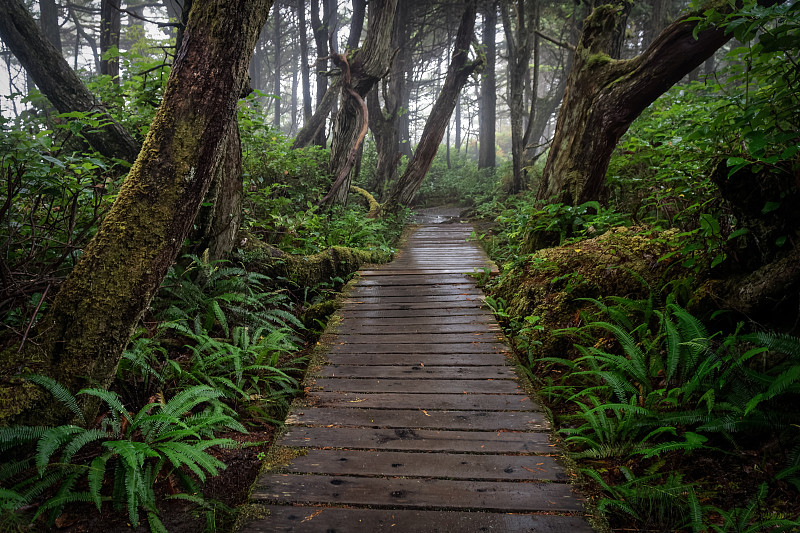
[243,222,593,532]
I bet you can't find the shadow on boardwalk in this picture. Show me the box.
[242,220,595,532]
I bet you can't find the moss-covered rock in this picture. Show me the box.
[489,226,692,359]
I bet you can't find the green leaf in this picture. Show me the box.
[762,201,781,214]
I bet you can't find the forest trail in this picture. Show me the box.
[243,215,594,532]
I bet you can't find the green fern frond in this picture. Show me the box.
[35,426,84,475]
[0,425,49,451]
[21,375,85,425]
[60,428,109,463]
[78,388,131,424]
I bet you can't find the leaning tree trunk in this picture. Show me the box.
[4,0,274,427]
[0,0,140,162]
[536,0,735,205]
[384,1,482,210]
[321,0,398,205]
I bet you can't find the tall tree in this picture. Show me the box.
[297,0,313,125]
[0,0,140,162]
[100,0,121,82]
[478,0,497,170]
[11,0,274,425]
[321,0,398,205]
[272,1,282,129]
[367,0,413,198]
[384,0,482,210]
[536,0,738,205]
[501,0,536,193]
[38,0,61,53]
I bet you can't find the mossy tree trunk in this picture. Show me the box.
[384,0,482,210]
[0,0,140,162]
[536,0,732,205]
[322,0,398,205]
[10,0,274,426]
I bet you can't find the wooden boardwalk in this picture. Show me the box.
[243,223,593,532]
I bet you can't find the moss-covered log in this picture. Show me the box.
[0,0,274,427]
[236,234,391,289]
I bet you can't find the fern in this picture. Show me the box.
[20,374,85,425]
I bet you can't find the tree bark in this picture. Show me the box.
[478,0,497,170]
[536,1,732,205]
[310,0,330,147]
[322,0,398,205]
[272,2,282,130]
[4,0,274,426]
[384,1,482,209]
[191,124,244,261]
[0,0,140,162]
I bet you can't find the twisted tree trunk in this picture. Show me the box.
[322,0,398,205]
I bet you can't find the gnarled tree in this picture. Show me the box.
[321,0,398,205]
[536,0,737,205]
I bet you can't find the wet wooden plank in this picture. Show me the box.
[359,269,491,276]
[253,475,583,512]
[350,285,481,296]
[243,506,593,533]
[281,426,552,453]
[337,314,497,326]
[347,293,484,302]
[339,307,493,319]
[320,365,515,379]
[335,322,500,334]
[285,407,549,430]
[356,275,483,286]
[343,300,488,311]
[284,450,566,481]
[310,378,521,394]
[324,353,510,366]
[332,332,501,344]
[307,392,537,411]
[330,342,507,354]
